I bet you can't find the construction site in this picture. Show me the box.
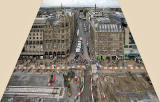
[1,69,84,102]
[92,70,159,102]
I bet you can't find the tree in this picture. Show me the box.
[83,9,88,17]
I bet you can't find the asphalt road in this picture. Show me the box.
[78,19,92,102]
[80,65,92,102]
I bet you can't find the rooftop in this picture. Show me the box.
[34,18,47,24]
[91,17,124,32]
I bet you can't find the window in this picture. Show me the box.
[66,23,68,26]
[26,41,28,44]
[46,45,48,49]
[50,43,52,48]
[36,41,39,44]
[124,45,128,48]
[132,45,137,49]
[33,37,35,39]
[29,41,32,44]
[37,37,39,39]
[40,41,43,44]
[62,29,64,33]
[62,23,64,27]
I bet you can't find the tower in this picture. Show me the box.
[61,3,62,9]
[95,4,96,12]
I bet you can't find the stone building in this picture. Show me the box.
[43,10,76,60]
[21,18,47,59]
[90,17,125,61]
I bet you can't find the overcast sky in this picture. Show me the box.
[41,0,120,7]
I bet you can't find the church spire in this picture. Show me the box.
[95,3,96,12]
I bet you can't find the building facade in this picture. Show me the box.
[43,10,76,60]
[90,18,124,61]
[20,10,77,61]
[21,18,47,58]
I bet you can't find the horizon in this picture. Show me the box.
[41,0,120,8]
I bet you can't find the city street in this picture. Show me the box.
[1,7,159,102]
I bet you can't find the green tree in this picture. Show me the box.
[83,10,88,17]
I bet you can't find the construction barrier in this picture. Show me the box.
[97,65,146,70]
[15,65,86,70]
[91,73,94,102]
[74,82,84,100]
[74,74,85,100]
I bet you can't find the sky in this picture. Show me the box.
[41,0,120,7]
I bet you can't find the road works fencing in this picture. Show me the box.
[15,65,86,70]
[96,65,146,70]
[90,73,94,102]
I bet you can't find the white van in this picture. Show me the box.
[80,37,82,41]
